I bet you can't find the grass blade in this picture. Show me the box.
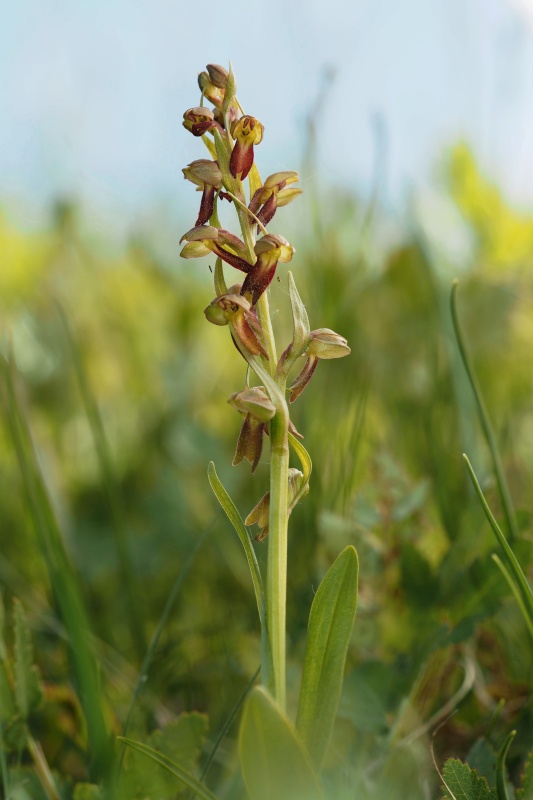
[117,737,220,800]
[496,730,516,800]
[296,545,358,767]
[199,665,260,782]
[463,454,533,633]
[58,305,147,661]
[1,355,111,782]
[492,555,533,642]
[451,281,518,542]
[120,529,209,756]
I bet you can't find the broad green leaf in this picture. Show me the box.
[239,686,323,800]
[118,725,219,800]
[207,462,264,623]
[517,747,533,799]
[13,600,42,719]
[296,546,358,767]
[495,731,515,800]
[441,758,496,800]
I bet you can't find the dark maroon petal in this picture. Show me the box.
[248,188,263,215]
[289,356,319,403]
[241,262,278,304]
[196,184,216,226]
[232,312,268,358]
[212,244,252,273]
[233,415,265,472]
[229,141,255,179]
[256,193,277,228]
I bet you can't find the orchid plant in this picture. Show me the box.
[179,62,357,798]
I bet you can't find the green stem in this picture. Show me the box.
[267,404,290,709]
[256,292,278,374]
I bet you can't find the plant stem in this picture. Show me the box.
[256,292,278,373]
[267,403,290,709]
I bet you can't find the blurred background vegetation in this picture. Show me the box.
[1,133,533,798]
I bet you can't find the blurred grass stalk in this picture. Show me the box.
[1,352,114,786]
[58,304,147,662]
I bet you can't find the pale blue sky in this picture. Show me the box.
[3,0,533,228]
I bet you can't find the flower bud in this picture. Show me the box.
[307,329,351,359]
[198,72,224,107]
[182,159,222,188]
[206,63,229,89]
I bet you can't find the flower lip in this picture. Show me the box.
[183,107,218,136]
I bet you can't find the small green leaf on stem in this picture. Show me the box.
[207,462,265,623]
[213,257,227,297]
[278,273,310,379]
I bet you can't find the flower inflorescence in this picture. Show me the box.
[180,62,349,534]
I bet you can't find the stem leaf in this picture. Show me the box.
[296,546,358,767]
[239,686,323,800]
[207,462,264,623]
[117,737,220,800]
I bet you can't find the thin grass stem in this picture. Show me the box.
[451,281,518,542]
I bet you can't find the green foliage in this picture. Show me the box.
[296,545,358,767]
[13,599,43,720]
[1,134,533,797]
[441,758,496,799]
[239,686,323,800]
[120,712,209,799]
